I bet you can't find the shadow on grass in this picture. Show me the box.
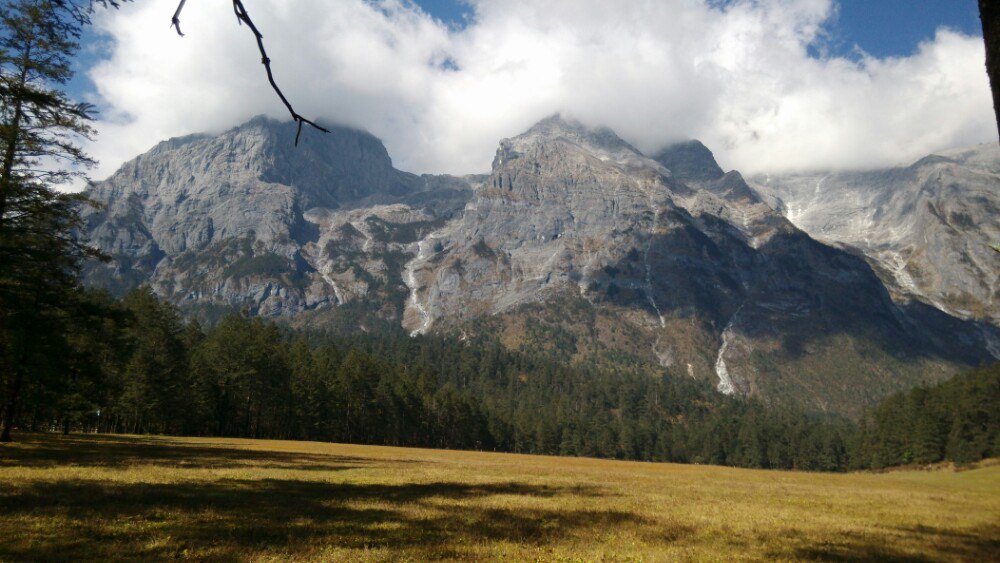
[0,476,646,560]
[0,433,370,472]
[773,523,1000,562]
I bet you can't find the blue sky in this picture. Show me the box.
[412,0,474,29]
[823,0,981,57]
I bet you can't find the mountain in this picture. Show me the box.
[82,116,478,326]
[81,116,999,416]
[400,117,995,414]
[749,146,1000,338]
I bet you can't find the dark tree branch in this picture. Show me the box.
[170,0,329,145]
[170,0,187,36]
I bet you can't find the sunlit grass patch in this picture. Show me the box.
[0,433,997,561]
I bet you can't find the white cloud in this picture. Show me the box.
[83,0,996,181]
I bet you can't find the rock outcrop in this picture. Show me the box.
[750,145,1000,329]
[82,116,476,323]
[399,117,995,414]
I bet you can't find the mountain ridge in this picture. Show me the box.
[80,116,1000,416]
[749,142,1000,328]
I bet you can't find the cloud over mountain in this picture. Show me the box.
[85,0,995,180]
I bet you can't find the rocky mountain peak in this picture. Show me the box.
[494,115,654,172]
[653,140,725,183]
[80,116,475,314]
[751,142,1000,328]
[907,154,959,171]
[521,114,632,149]
[233,115,417,209]
[938,143,1000,174]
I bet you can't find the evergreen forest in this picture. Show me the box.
[6,287,997,472]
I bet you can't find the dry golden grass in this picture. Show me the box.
[0,433,997,561]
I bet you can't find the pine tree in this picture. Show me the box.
[115,288,192,434]
[910,389,946,464]
[0,0,104,442]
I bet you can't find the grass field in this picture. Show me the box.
[0,434,997,561]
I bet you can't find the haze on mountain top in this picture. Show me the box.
[83,0,994,180]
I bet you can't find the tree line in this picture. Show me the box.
[852,364,999,468]
[7,286,998,472]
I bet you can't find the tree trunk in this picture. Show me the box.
[0,371,22,442]
[981,0,1000,141]
[0,49,31,232]
[0,102,21,227]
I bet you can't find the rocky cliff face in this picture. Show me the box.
[82,116,476,323]
[82,116,999,416]
[400,117,995,414]
[750,145,1000,331]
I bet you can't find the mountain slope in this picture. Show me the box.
[750,144,1000,330]
[82,116,476,323]
[401,117,994,414]
[81,116,999,416]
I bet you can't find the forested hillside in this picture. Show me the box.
[854,365,1000,468]
[9,288,997,472]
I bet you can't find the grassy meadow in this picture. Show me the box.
[0,433,997,561]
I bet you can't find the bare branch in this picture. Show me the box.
[230,0,329,145]
[170,0,187,36]
[170,0,330,145]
